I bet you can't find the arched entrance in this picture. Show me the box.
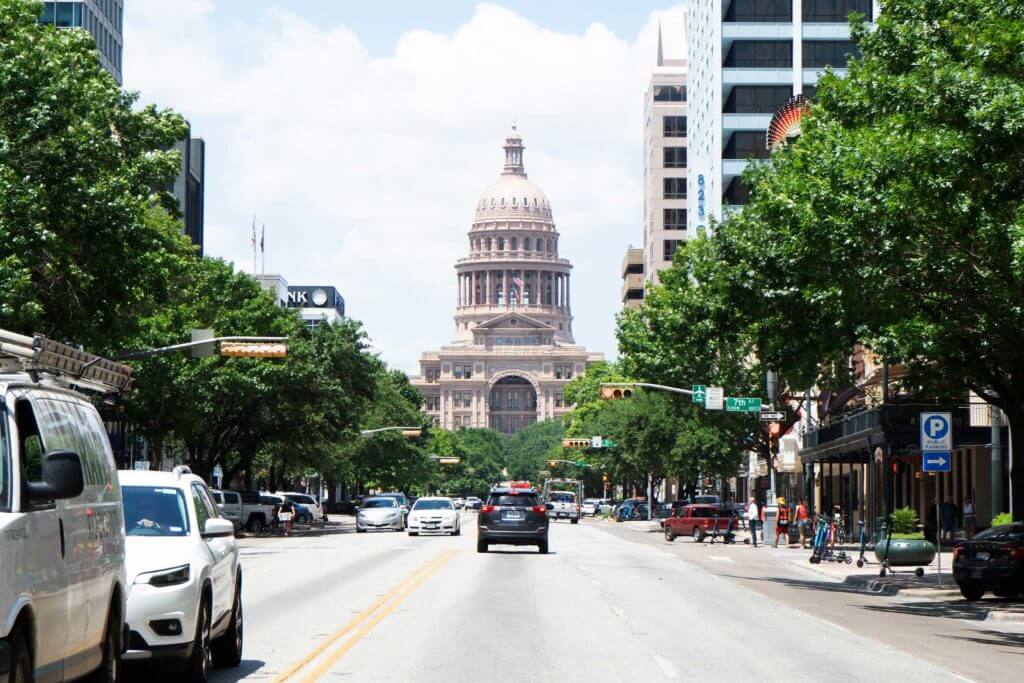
[487,375,538,434]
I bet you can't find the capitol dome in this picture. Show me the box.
[472,127,553,223]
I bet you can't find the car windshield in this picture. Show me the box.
[212,491,223,503]
[363,498,397,509]
[972,523,1024,542]
[489,494,538,507]
[123,486,190,537]
[288,494,316,504]
[413,499,453,511]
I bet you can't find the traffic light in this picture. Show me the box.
[219,342,288,358]
[561,438,592,449]
[602,473,608,483]
[548,460,557,467]
[401,428,425,439]
[600,385,635,400]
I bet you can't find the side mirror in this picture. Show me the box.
[202,518,235,539]
[545,502,554,511]
[28,450,84,502]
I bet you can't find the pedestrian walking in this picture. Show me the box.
[279,498,295,536]
[795,499,810,549]
[746,497,759,547]
[941,498,957,542]
[963,497,976,539]
[774,497,790,548]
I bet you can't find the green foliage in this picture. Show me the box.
[0,0,194,349]
[891,507,920,535]
[992,512,1014,527]
[427,428,508,496]
[506,419,564,481]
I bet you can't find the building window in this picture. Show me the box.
[454,365,463,379]
[425,367,440,383]
[663,116,687,137]
[663,239,681,262]
[554,364,575,380]
[802,40,860,68]
[664,177,687,199]
[664,147,687,168]
[653,85,686,102]
[802,0,872,22]
[546,239,552,253]
[723,40,792,68]
[804,85,818,99]
[554,394,564,408]
[725,0,792,22]
[664,208,686,231]
[497,237,505,251]
[510,237,518,251]
[724,131,770,160]
[723,86,793,114]
[485,237,492,251]
[452,364,472,379]
[524,237,532,251]
[724,177,752,206]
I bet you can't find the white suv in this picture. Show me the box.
[120,467,242,681]
[0,374,127,683]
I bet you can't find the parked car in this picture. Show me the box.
[694,494,721,505]
[238,490,276,533]
[581,498,602,516]
[657,500,691,530]
[452,497,466,510]
[953,522,1024,600]
[478,487,550,553]
[664,504,733,542]
[0,366,128,683]
[615,498,649,521]
[278,491,325,521]
[120,466,243,676]
[465,496,483,511]
[408,497,461,536]
[356,496,405,532]
[375,492,411,524]
[211,489,243,528]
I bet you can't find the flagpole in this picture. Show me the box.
[251,214,257,274]
[261,224,266,275]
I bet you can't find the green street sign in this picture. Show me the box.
[692,384,707,403]
[602,438,618,448]
[726,397,762,413]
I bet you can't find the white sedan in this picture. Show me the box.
[407,497,461,536]
[120,467,242,680]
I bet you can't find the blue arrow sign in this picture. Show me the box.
[922,453,951,472]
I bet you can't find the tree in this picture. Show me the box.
[708,0,1024,517]
[0,0,194,350]
[507,420,564,481]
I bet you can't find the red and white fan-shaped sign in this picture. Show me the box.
[767,94,811,150]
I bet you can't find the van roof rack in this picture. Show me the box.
[0,328,132,394]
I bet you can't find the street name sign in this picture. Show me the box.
[602,438,618,448]
[760,411,786,421]
[726,397,761,413]
[704,387,724,410]
[920,411,952,472]
[692,385,707,404]
[591,436,603,449]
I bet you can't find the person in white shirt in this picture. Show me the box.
[963,497,976,538]
[746,497,760,547]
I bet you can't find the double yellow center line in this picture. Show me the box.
[274,549,457,683]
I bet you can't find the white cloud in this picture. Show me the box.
[125,2,688,372]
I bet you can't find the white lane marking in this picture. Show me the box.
[653,654,679,679]
[708,555,734,563]
[612,606,625,618]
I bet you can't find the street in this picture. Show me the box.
[183,515,1019,683]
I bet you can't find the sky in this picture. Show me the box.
[123,1,688,373]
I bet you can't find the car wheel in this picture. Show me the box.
[477,540,488,553]
[664,527,676,542]
[8,629,31,683]
[693,528,704,543]
[538,540,549,554]
[246,518,264,534]
[356,526,366,533]
[408,531,418,536]
[85,601,122,683]
[212,578,243,667]
[187,598,213,683]
[959,584,985,601]
[453,526,461,536]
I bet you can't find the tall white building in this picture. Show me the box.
[642,22,689,286]
[687,0,877,231]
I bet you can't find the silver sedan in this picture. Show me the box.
[356,497,405,532]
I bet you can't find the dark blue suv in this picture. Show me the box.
[477,488,550,554]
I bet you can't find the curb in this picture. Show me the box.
[985,610,1024,624]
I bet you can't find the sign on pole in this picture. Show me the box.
[726,397,761,413]
[920,412,952,472]
[591,436,603,449]
[602,438,617,448]
[133,461,150,471]
[704,387,724,410]
[691,385,707,404]
[212,464,223,487]
[760,411,786,422]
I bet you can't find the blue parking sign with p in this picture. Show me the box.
[920,412,952,472]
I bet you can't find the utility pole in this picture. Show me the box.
[992,405,1002,515]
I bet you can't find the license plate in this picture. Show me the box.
[976,551,990,561]
[503,510,524,521]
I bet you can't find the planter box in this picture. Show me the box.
[874,539,936,566]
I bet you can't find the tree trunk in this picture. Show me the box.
[1007,409,1024,523]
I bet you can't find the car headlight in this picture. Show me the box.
[141,564,191,587]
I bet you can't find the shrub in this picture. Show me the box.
[992,512,1013,527]
[891,507,919,534]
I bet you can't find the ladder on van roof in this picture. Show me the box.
[0,328,132,394]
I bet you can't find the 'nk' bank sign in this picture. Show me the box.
[920,412,952,472]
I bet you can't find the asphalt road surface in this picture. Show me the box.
[186,515,1012,683]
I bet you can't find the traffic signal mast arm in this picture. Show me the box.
[118,336,289,360]
[601,382,771,409]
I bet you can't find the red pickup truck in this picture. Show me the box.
[664,504,734,542]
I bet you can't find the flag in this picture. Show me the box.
[260,224,265,253]
[250,216,256,248]
[512,270,524,303]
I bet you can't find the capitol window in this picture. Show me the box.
[485,237,492,250]
[500,197,506,208]
[524,237,532,251]
[510,237,518,251]
[497,237,505,251]
[512,197,517,207]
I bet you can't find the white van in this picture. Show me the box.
[0,330,129,682]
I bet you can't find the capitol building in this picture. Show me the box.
[412,128,604,434]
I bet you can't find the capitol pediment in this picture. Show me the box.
[474,311,554,332]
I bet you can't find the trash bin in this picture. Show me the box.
[762,505,777,546]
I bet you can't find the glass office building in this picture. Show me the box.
[40,0,123,84]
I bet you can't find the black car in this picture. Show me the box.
[953,522,1024,600]
[477,488,550,554]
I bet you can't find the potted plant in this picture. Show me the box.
[875,507,936,567]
